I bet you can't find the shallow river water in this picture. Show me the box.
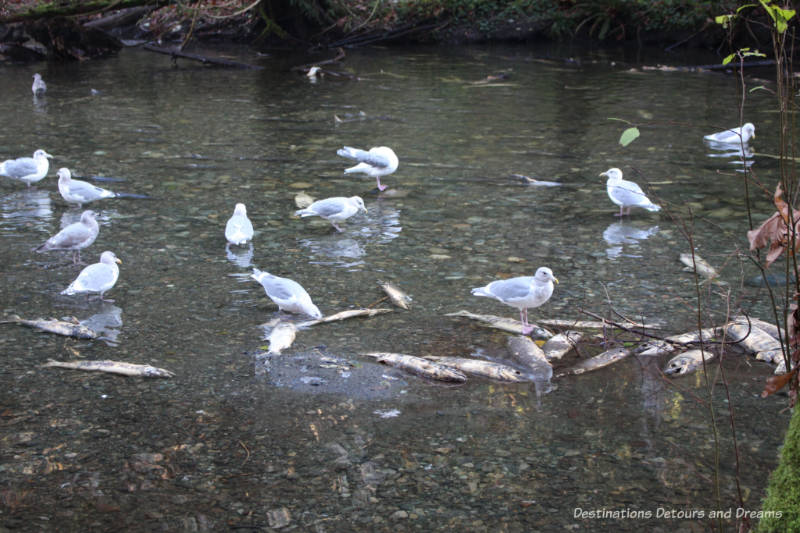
[0,43,793,531]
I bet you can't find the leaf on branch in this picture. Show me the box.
[746,183,800,267]
[761,366,799,398]
[619,127,639,147]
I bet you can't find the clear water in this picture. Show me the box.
[0,44,790,531]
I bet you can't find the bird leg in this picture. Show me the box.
[376,177,387,191]
[615,205,625,217]
[520,309,533,335]
[331,221,344,232]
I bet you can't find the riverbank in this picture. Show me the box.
[0,0,755,62]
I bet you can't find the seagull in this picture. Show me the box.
[57,168,118,206]
[251,268,322,319]
[32,73,47,96]
[225,203,254,246]
[295,196,367,232]
[471,267,558,335]
[0,149,53,187]
[336,146,398,191]
[35,210,99,264]
[704,123,755,145]
[61,251,121,302]
[601,168,661,217]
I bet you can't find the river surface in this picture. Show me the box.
[0,43,792,531]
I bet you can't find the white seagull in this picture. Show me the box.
[61,251,122,302]
[35,210,99,264]
[336,146,398,191]
[58,168,118,206]
[601,168,661,217]
[0,149,53,186]
[251,268,322,319]
[295,196,367,231]
[471,267,559,335]
[704,123,755,145]
[225,203,254,246]
[32,73,47,96]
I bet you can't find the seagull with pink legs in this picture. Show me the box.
[601,167,661,217]
[471,267,558,335]
[336,146,398,192]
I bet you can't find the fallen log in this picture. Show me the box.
[142,43,263,69]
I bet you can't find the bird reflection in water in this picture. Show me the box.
[603,222,659,259]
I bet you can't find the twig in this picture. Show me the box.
[238,440,250,466]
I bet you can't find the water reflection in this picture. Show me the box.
[0,188,52,232]
[225,242,254,268]
[705,140,754,169]
[603,221,659,259]
[32,94,47,113]
[80,303,123,346]
[299,236,365,268]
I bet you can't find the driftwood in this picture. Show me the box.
[142,44,263,70]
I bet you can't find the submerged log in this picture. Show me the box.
[142,44,263,69]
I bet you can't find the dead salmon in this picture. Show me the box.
[424,356,529,382]
[1,314,96,339]
[680,252,727,285]
[362,352,467,383]
[42,359,175,378]
[663,349,716,376]
[556,347,630,377]
[266,321,297,355]
[539,318,662,330]
[733,316,781,340]
[380,282,412,310]
[506,336,552,379]
[446,310,553,339]
[637,327,720,356]
[297,308,392,328]
[542,331,582,361]
[725,323,782,354]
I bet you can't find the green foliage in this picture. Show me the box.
[756,406,800,532]
[619,127,639,147]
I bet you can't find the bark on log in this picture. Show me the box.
[0,0,169,24]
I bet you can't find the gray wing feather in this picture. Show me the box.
[74,264,114,290]
[489,277,534,301]
[2,158,37,178]
[69,180,115,201]
[337,147,389,169]
[46,224,93,249]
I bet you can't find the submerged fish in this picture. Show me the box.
[663,349,716,376]
[506,336,552,380]
[42,359,175,378]
[446,310,553,339]
[680,253,726,284]
[297,308,392,328]
[538,318,661,330]
[266,321,297,355]
[362,352,467,383]
[556,347,630,377]
[424,356,529,382]
[733,316,781,340]
[1,314,97,339]
[542,331,582,361]
[636,327,720,356]
[380,282,412,310]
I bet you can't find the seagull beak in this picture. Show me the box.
[553,276,559,284]
[45,152,53,158]
[115,257,122,264]
[599,171,607,178]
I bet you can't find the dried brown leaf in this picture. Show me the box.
[761,365,799,398]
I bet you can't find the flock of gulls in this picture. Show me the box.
[1,72,760,381]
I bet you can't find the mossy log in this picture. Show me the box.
[0,0,169,24]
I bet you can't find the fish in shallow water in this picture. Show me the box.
[42,359,175,378]
[362,352,467,383]
[296,308,392,328]
[725,322,781,354]
[506,336,552,382]
[446,310,553,339]
[679,253,726,285]
[380,282,412,310]
[1,314,96,339]
[542,331,582,361]
[556,347,631,377]
[266,321,297,355]
[424,356,529,382]
[663,349,716,376]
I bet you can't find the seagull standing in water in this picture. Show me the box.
[704,123,755,145]
[225,203,254,246]
[0,149,53,186]
[61,251,122,302]
[32,73,47,96]
[601,168,661,217]
[471,267,558,335]
[35,210,99,264]
[251,268,322,319]
[295,196,367,231]
[57,168,118,206]
[336,146,398,191]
